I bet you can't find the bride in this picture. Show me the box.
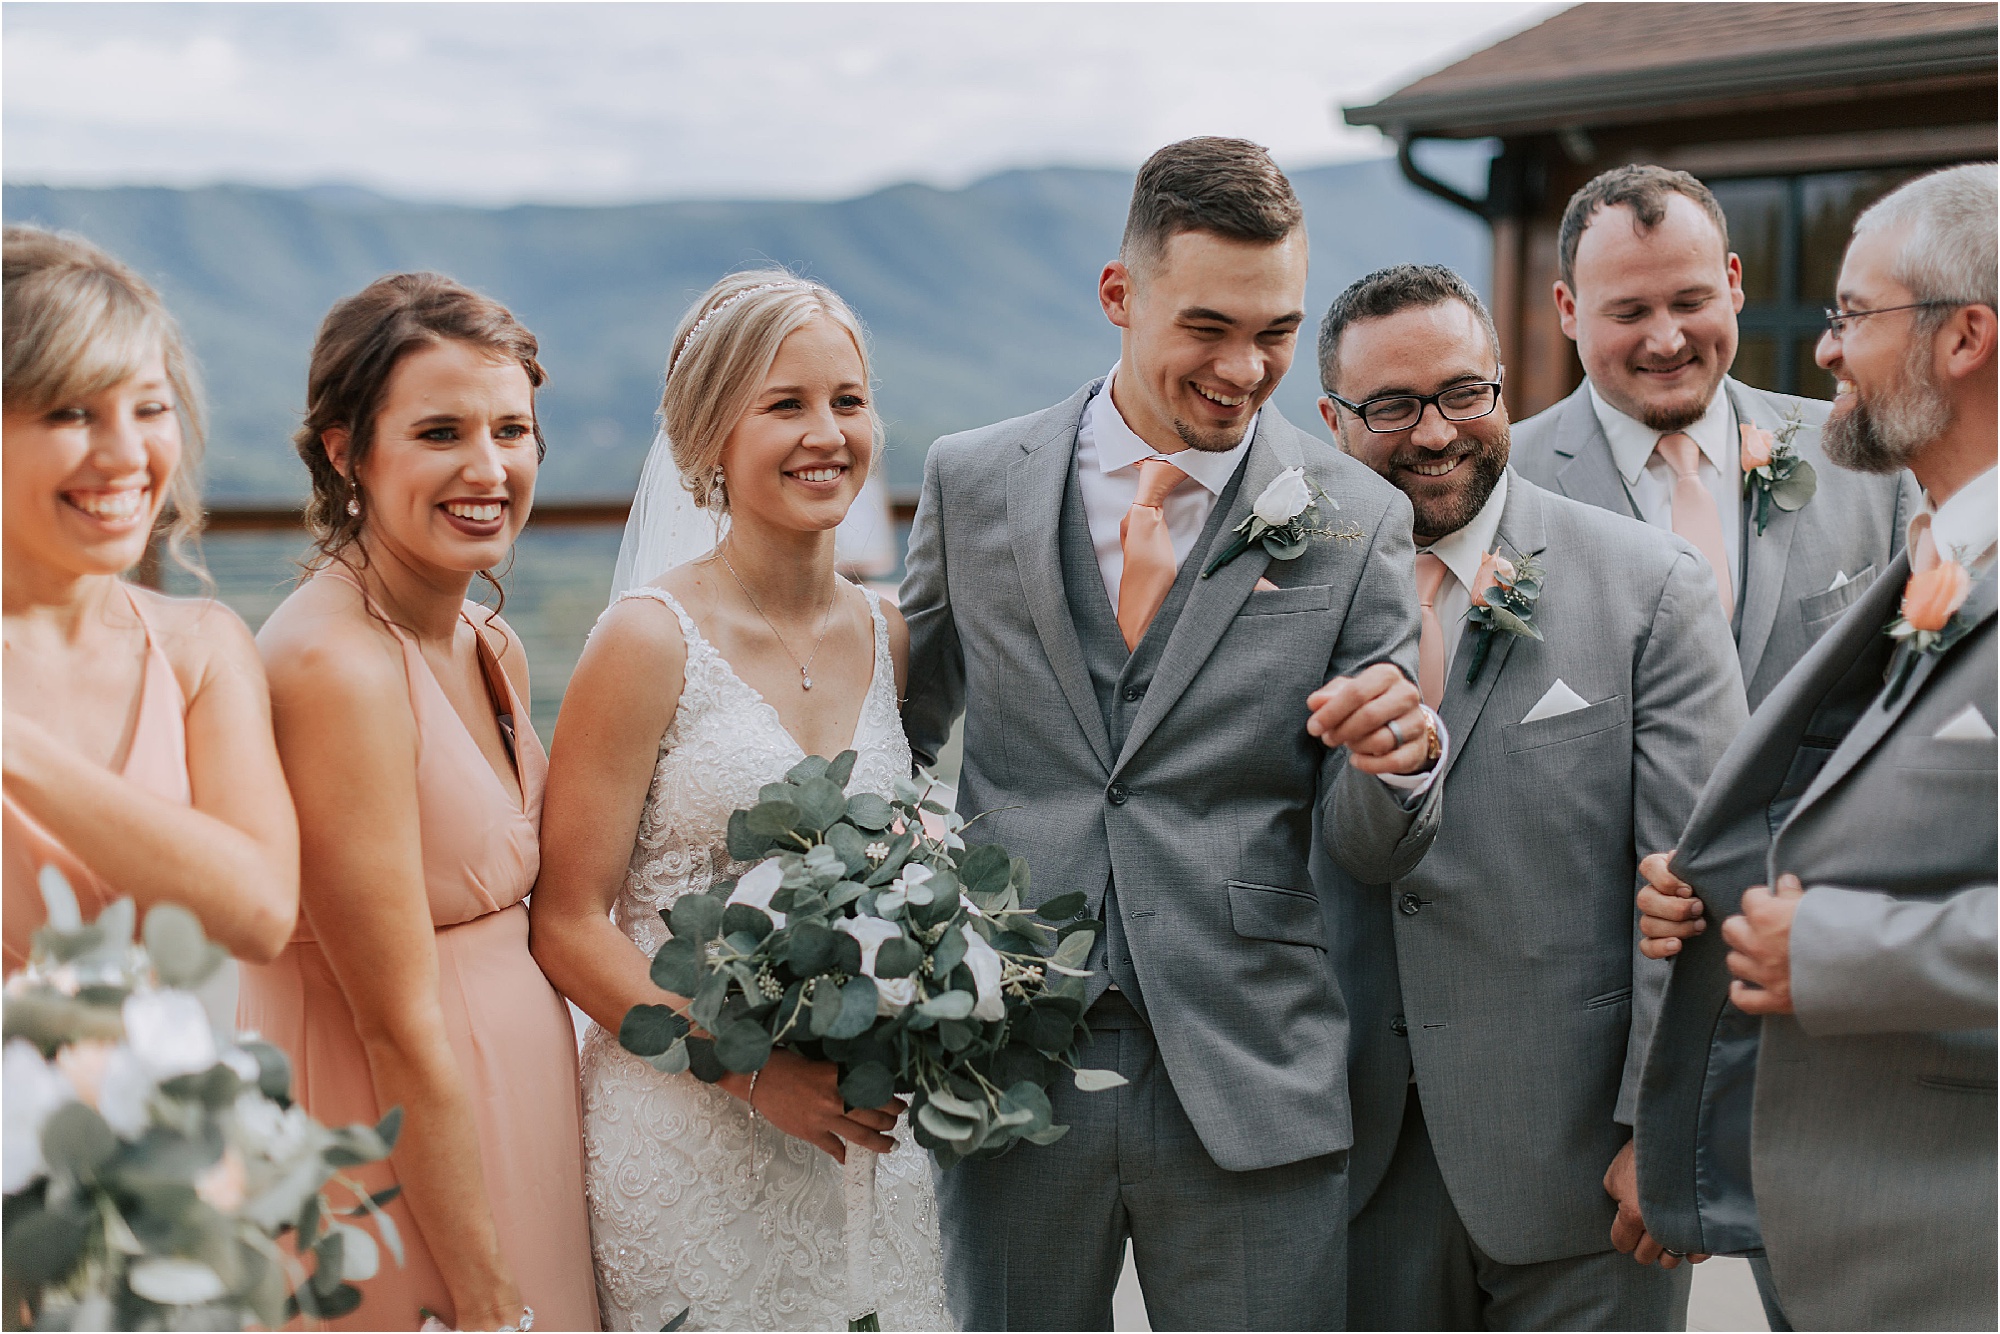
[529,271,951,1332]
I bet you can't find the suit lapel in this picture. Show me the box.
[1791,559,1998,821]
[1006,388,1115,772]
[1730,380,1804,683]
[1437,474,1545,781]
[1550,385,1641,520]
[1110,418,1291,774]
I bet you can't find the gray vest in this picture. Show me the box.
[1058,448,1250,1017]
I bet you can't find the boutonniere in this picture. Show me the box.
[1462,547,1545,685]
[1883,557,1974,702]
[1202,467,1364,578]
[1740,410,1818,536]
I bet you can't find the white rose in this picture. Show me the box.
[96,1047,156,1139]
[725,858,787,928]
[1252,467,1311,527]
[3,1040,72,1193]
[233,1090,313,1162]
[836,917,913,1016]
[959,926,1006,1022]
[121,991,218,1081]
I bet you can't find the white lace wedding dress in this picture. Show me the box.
[578,585,952,1332]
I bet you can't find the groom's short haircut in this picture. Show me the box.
[1558,164,1730,289]
[1120,137,1303,276]
[1317,264,1497,394]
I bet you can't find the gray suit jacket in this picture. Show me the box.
[1328,473,1746,1265]
[1641,552,1997,1329]
[901,382,1442,1173]
[1512,377,1917,709]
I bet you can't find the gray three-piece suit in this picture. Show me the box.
[901,381,1441,1330]
[1326,472,1746,1330]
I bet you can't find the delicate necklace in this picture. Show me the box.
[717,548,838,691]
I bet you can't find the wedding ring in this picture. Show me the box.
[1384,717,1406,748]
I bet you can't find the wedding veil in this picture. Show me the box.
[609,427,722,605]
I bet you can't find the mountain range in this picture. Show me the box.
[3,158,1487,501]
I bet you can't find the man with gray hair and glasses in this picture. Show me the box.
[1637,161,1997,1330]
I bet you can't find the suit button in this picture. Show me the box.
[1398,892,1423,916]
[1391,1016,1408,1036]
[1123,685,1145,702]
[1107,783,1129,805]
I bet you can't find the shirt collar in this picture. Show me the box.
[1084,363,1255,497]
[1590,378,1735,486]
[1419,469,1510,596]
[1921,464,2000,568]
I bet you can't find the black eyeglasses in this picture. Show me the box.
[1327,376,1504,434]
[1822,301,1975,338]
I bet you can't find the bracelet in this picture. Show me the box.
[745,1068,762,1122]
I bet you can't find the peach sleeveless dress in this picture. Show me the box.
[4,585,191,974]
[238,578,598,1331]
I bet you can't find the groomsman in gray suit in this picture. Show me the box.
[901,138,1446,1331]
[1510,164,1917,1319]
[1316,264,1745,1330]
[1637,163,1996,1331]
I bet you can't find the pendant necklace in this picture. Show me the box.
[718,548,837,690]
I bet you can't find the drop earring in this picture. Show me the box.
[346,495,361,518]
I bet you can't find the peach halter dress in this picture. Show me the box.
[237,576,598,1331]
[3,585,191,974]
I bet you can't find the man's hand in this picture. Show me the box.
[1723,874,1804,1014]
[1637,851,1706,960]
[1307,664,1431,776]
[1604,1140,1709,1269]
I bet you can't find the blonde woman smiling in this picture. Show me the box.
[530,271,949,1331]
[1,225,297,971]
[239,274,597,1331]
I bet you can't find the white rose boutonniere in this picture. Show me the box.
[1203,467,1363,578]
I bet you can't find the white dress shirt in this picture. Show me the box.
[1416,470,1509,679]
[1591,380,1742,604]
[1075,365,1255,612]
[1074,367,1444,796]
[1917,464,1999,573]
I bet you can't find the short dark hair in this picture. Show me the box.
[1317,264,1498,394]
[1120,137,1303,273]
[1558,164,1730,289]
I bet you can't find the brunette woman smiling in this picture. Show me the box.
[237,274,596,1331]
[1,225,298,972]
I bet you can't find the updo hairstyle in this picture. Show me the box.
[661,269,878,512]
[293,271,546,567]
[2,224,208,578]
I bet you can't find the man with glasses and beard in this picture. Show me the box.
[1511,165,1918,1326]
[1316,265,1745,1331]
[1635,163,1996,1331]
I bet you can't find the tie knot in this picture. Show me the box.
[1654,431,1701,479]
[1414,552,1450,607]
[1134,456,1190,508]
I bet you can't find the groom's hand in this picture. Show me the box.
[1307,664,1432,775]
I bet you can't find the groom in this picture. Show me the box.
[902,137,1446,1331]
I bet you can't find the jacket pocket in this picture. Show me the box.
[1239,584,1334,616]
[1226,880,1326,950]
[1799,563,1878,636]
[1585,985,1633,1010]
[1502,694,1630,754]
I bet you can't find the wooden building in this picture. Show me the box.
[1344,2,1998,417]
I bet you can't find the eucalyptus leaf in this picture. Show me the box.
[917,990,975,1021]
[714,1020,773,1074]
[669,894,724,944]
[684,1036,725,1084]
[333,1223,379,1282]
[1050,928,1095,972]
[1484,606,1543,641]
[648,1040,692,1077]
[916,1103,977,1142]
[925,1087,984,1119]
[957,844,1012,897]
[844,793,894,832]
[826,822,873,873]
[689,971,730,1033]
[722,905,774,943]
[1021,1123,1071,1146]
[726,810,771,861]
[1036,891,1087,922]
[1072,1068,1128,1092]
[929,925,968,978]
[873,936,923,980]
[619,1004,690,1058]
[825,750,859,786]
[1261,531,1307,561]
[1770,460,1818,511]
[794,777,849,831]
[786,920,837,975]
[827,880,868,909]
[142,904,217,988]
[810,980,845,1038]
[746,800,802,838]
[41,1102,117,1180]
[128,1258,227,1306]
[784,755,830,785]
[36,867,83,932]
[838,1061,895,1111]
[828,976,879,1039]
[650,937,703,997]
[2,1203,91,1287]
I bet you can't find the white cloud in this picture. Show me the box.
[3,1,1557,204]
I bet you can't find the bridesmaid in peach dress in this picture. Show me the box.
[2,225,297,971]
[238,273,596,1331]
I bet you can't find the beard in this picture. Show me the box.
[1823,338,1950,474]
[1396,430,1510,543]
[1627,355,1727,434]
[1171,412,1255,454]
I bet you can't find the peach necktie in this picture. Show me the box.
[1654,432,1734,621]
[1909,512,1940,574]
[1414,552,1450,709]
[1117,457,1190,650]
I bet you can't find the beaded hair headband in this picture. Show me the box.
[679,281,816,355]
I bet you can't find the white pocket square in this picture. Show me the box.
[1521,678,1591,724]
[1933,704,1996,741]
[1827,569,1850,592]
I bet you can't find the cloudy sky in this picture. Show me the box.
[4,2,1553,204]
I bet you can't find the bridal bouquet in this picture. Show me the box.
[618,752,1123,1167]
[3,871,400,1331]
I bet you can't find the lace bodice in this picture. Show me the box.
[578,584,950,1332]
